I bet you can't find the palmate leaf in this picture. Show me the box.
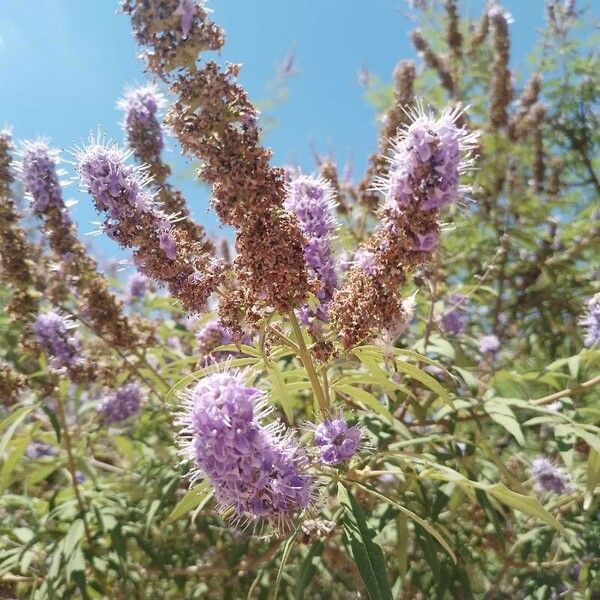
[338,483,394,600]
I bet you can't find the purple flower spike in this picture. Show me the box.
[176,372,312,522]
[379,105,476,213]
[19,140,63,213]
[117,84,165,164]
[32,312,82,371]
[98,383,142,424]
[284,174,338,323]
[314,418,362,465]
[580,293,600,348]
[530,457,573,495]
[127,272,148,299]
[478,334,500,354]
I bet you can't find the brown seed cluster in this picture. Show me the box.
[0,360,26,406]
[358,61,416,208]
[468,8,489,52]
[509,75,543,139]
[445,0,463,64]
[411,30,455,96]
[330,205,439,349]
[488,7,513,130]
[0,131,41,325]
[122,1,309,320]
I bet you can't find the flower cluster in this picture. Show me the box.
[0,130,41,324]
[32,311,82,371]
[195,320,250,366]
[98,382,143,424]
[20,139,137,349]
[122,0,310,325]
[530,457,572,495]
[580,293,600,348]
[284,175,338,323]
[76,139,224,313]
[331,106,477,348]
[127,272,148,300]
[117,85,210,244]
[176,372,312,522]
[314,419,362,465]
[441,294,468,335]
[479,334,500,354]
[0,360,26,406]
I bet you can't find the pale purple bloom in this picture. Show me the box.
[580,293,600,347]
[379,105,476,213]
[284,175,338,323]
[176,372,312,521]
[441,294,467,336]
[26,442,57,459]
[530,457,572,495]
[173,0,196,37]
[314,418,362,465]
[117,84,165,163]
[127,272,148,299]
[196,320,249,365]
[33,312,82,371]
[353,249,377,275]
[19,140,63,213]
[75,138,174,260]
[413,230,439,252]
[97,383,142,424]
[479,334,500,354]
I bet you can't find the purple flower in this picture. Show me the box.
[32,312,82,371]
[413,230,439,252]
[195,320,250,365]
[26,442,57,459]
[176,372,312,522]
[173,0,197,37]
[97,383,142,424]
[379,105,477,213]
[117,84,165,164]
[127,272,148,299]
[530,457,572,495]
[19,140,63,213]
[580,293,600,348]
[314,418,362,465]
[353,249,377,275]
[441,294,467,336]
[478,334,500,354]
[284,175,338,323]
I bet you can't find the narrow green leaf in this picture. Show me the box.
[338,483,394,600]
[266,362,294,422]
[165,480,211,524]
[394,360,454,408]
[296,541,324,600]
[334,384,394,423]
[0,407,32,457]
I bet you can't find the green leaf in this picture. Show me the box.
[296,541,324,600]
[334,384,394,423]
[354,480,457,563]
[394,360,454,408]
[265,361,294,422]
[0,407,32,458]
[0,436,29,492]
[485,400,525,445]
[486,484,567,534]
[338,483,394,600]
[63,519,85,559]
[165,480,212,524]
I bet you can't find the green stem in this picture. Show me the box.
[287,312,329,416]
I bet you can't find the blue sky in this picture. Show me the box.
[0,1,554,264]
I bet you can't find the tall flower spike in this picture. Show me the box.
[488,4,513,130]
[19,139,138,349]
[176,372,312,524]
[580,293,600,348]
[284,175,338,323]
[0,129,42,325]
[75,136,224,313]
[358,60,417,208]
[117,85,212,245]
[122,1,309,322]
[330,105,477,348]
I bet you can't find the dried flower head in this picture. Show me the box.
[176,371,312,524]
